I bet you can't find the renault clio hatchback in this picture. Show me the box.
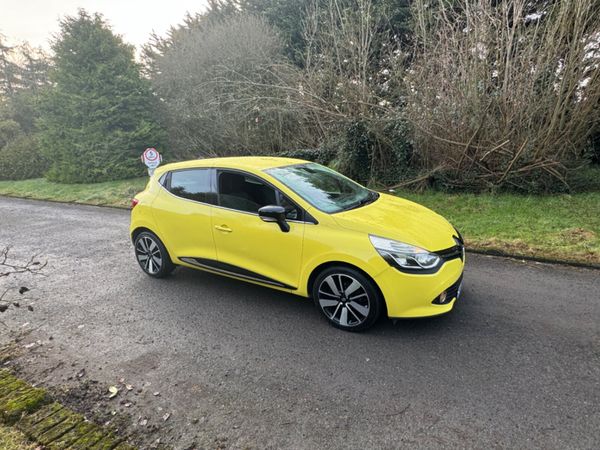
[130,157,465,331]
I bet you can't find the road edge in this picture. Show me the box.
[0,193,129,210]
[2,194,599,270]
[466,248,600,270]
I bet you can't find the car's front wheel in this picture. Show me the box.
[312,266,383,331]
[134,231,175,278]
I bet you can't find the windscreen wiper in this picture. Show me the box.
[342,191,380,211]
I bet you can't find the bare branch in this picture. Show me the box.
[0,246,47,278]
[405,0,600,190]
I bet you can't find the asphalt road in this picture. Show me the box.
[0,196,599,449]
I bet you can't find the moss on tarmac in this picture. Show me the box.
[0,369,137,449]
[0,423,37,449]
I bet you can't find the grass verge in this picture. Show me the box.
[0,177,147,208]
[396,190,600,265]
[0,177,598,265]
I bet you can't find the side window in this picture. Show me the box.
[277,191,300,220]
[168,169,215,204]
[218,171,301,219]
[158,173,168,187]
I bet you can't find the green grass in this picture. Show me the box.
[0,177,147,208]
[0,177,598,264]
[395,190,600,265]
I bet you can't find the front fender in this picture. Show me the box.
[296,223,388,297]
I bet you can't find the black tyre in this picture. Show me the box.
[312,266,383,331]
[133,231,175,278]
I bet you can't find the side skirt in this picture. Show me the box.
[178,257,296,290]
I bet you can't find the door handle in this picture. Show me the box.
[214,225,232,233]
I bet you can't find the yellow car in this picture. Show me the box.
[130,157,465,331]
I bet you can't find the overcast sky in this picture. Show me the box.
[0,0,209,50]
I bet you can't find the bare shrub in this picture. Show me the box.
[146,15,313,159]
[145,2,413,184]
[299,0,411,184]
[405,0,600,191]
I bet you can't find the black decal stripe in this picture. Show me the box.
[178,257,296,290]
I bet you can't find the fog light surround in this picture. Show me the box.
[433,290,449,305]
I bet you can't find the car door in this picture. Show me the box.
[151,167,217,261]
[210,169,305,290]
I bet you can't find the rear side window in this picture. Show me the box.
[168,169,215,204]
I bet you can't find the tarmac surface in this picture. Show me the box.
[1,196,598,449]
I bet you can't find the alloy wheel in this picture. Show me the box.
[135,235,163,275]
[317,274,370,327]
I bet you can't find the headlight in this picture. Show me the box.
[369,235,441,271]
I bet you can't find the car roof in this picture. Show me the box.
[155,156,307,175]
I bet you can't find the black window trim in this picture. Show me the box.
[158,172,168,187]
[157,166,317,224]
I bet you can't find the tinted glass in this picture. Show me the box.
[168,169,215,203]
[218,171,301,219]
[158,173,167,186]
[277,191,300,220]
[266,163,376,213]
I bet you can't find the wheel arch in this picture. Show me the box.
[131,226,155,243]
[307,261,386,311]
[131,227,173,262]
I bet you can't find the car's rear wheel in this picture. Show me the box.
[312,266,383,331]
[134,231,175,278]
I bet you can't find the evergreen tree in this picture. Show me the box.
[0,38,51,180]
[39,10,164,183]
[0,36,20,97]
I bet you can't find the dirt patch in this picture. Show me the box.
[558,227,597,243]
[467,237,600,266]
[48,379,120,425]
[468,237,534,254]
[0,343,22,365]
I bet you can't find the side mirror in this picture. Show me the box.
[258,205,290,232]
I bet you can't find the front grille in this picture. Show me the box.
[432,274,463,304]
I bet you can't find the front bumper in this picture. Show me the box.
[375,258,465,318]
